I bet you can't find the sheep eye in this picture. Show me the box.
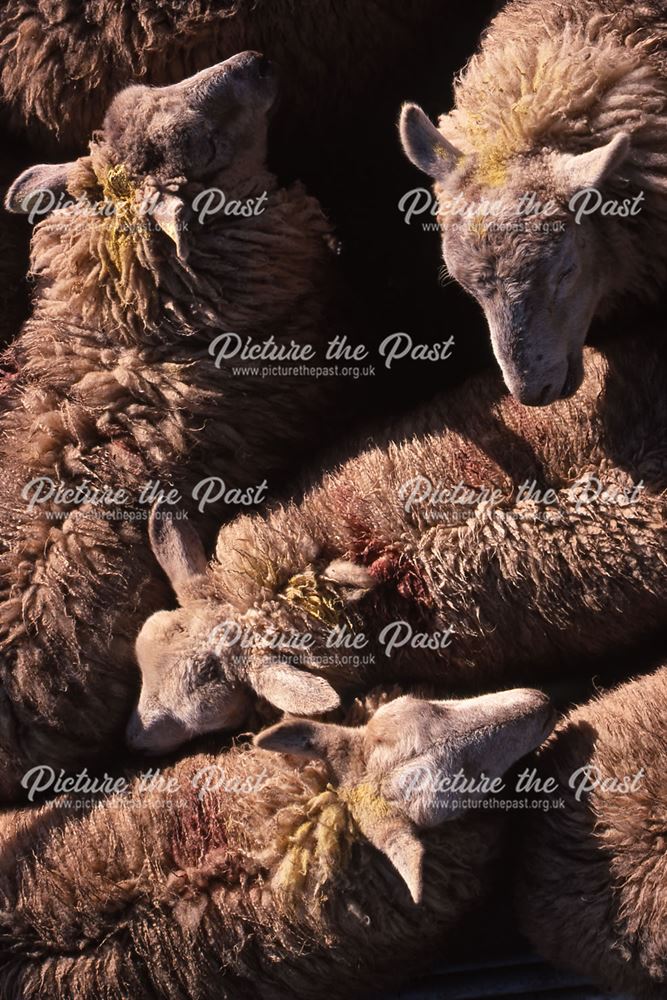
[205,136,217,165]
[141,142,164,174]
[475,272,495,292]
[195,653,219,686]
[557,264,576,285]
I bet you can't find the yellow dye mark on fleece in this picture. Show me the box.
[271,783,392,899]
[101,164,147,276]
[476,144,510,187]
[468,213,488,240]
[281,570,352,629]
[462,112,527,188]
[339,782,392,826]
[272,787,356,896]
[235,550,280,592]
[464,125,511,188]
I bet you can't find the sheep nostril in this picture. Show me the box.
[257,56,273,79]
[559,360,581,400]
[536,383,554,405]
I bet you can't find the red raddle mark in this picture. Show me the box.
[171,784,230,872]
[326,481,433,608]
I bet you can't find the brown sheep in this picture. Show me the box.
[0,1,500,402]
[400,0,667,404]
[0,685,554,999]
[129,335,667,754]
[515,663,667,999]
[0,1,490,157]
[0,53,349,801]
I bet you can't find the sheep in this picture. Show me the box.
[400,0,667,405]
[0,1,502,406]
[129,333,667,754]
[515,662,667,999]
[0,1,488,155]
[0,52,349,801]
[0,684,554,999]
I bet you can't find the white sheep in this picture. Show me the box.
[0,53,347,800]
[0,684,553,997]
[400,0,667,404]
[129,336,667,753]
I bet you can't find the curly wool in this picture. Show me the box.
[516,663,667,999]
[437,0,667,301]
[0,133,343,801]
[445,2,666,161]
[0,691,503,1000]
[0,0,445,152]
[200,335,667,692]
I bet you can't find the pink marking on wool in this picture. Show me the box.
[327,479,383,562]
[368,550,433,608]
[171,783,230,870]
[326,477,434,607]
[450,437,508,488]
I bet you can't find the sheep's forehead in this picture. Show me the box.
[439,150,568,231]
[138,607,214,669]
[366,699,448,759]
[107,87,197,129]
[443,207,570,277]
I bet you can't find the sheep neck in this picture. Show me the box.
[26,148,333,354]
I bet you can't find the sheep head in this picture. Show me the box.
[256,687,556,902]
[5,51,277,261]
[128,506,349,754]
[399,102,632,406]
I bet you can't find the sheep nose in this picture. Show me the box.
[125,709,147,750]
[227,51,275,79]
[256,56,274,79]
[511,381,554,406]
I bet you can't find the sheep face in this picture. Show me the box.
[128,601,250,754]
[129,508,343,754]
[5,52,277,260]
[256,686,555,902]
[102,51,277,184]
[441,211,599,407]
[400,104,631,406]
[366,690,556,826]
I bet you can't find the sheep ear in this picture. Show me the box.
[256,717,425,903]
[553,133,630,195]
[4,162,75,215]
[356,812,425,905]
[148,504,207,603]
[255,718,351,757]
[322,559,374,603]
[399,103,462,179]
[249,661,341,715]
[150,191,189,260]
[385,688,555,828]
